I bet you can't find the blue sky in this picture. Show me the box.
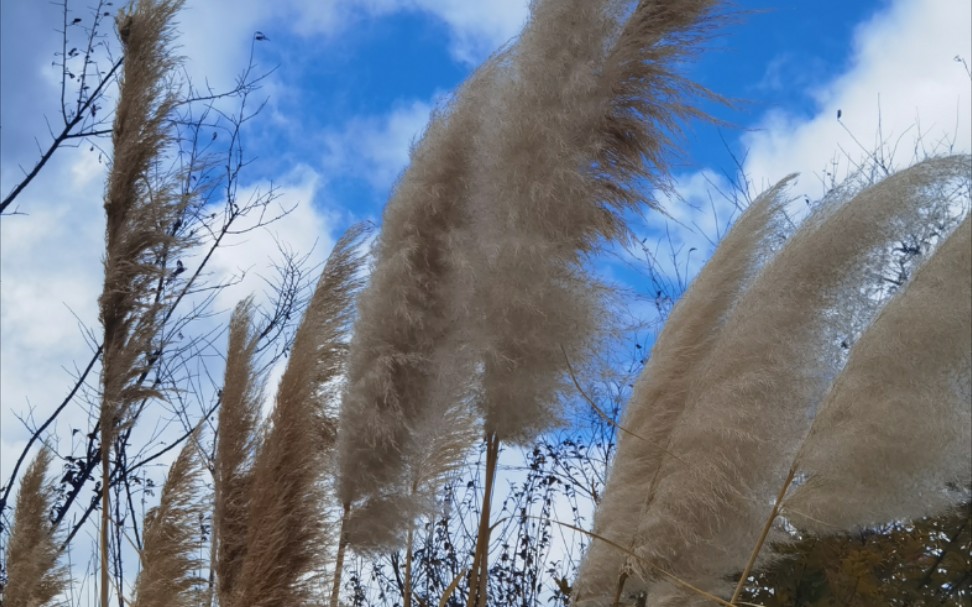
[163,0,909,215]
[214,0,918,208]
[0,1,969,602]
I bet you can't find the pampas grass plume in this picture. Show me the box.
[214,299,263,605]
[783,214,972,530]
[629,155,970,596]
[572,176,791,605]
[4,449,66,607]
[336,59,502,523]
[235,225,367,606]
[131,439,205,607]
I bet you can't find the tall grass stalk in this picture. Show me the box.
[729,212,971,605]
[98,2,187,604]
[572,176,791,605]
[577,155,971,605]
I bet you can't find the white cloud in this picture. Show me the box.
[0,149,105,489]
[625,170,742,296]
[743,0,972,197]
[175,2,271,92]
[654,0,971,296]
[398,0,529,64]
[312,0,529,64]
[174,0,529,96]
[322,98,434,191]
[205,164,338,314]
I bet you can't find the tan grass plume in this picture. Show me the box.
[131,437,206,607]
[213,299,264,605]
[623,155,970,601]
[4,449,67,607]
[235,224,368,607]
[98,1,189,604]
[782,214,972,530]
[336,58,504,539]
[571,177,792,606]
[100,0,187,466]
[465,0,721,443]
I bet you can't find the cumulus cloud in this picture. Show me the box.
[176,0,528,96]
[743,0,972,196]
[658,0,971,295]
[0,148,105,482]
[204,165,338,314]
[614,169,744,314]
[284,0,529,63]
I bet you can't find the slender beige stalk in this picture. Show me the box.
[131,438,206,607]
[626,155,970,598]
[439,569,470,607]
[465,433,499,607]
[572,177,792,606]
[235,225,367,607]
[99,438,109,607]
[403,522,414,607]
[4,449,67,607]
[728,463,797,604]
[213,299,264,605]
[329,503,351,607]
[98,2,187,605]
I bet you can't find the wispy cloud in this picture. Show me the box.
[291,0,529,63]
[391,0,529,64]
[322,99,434,191]
[0,150,105,477]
